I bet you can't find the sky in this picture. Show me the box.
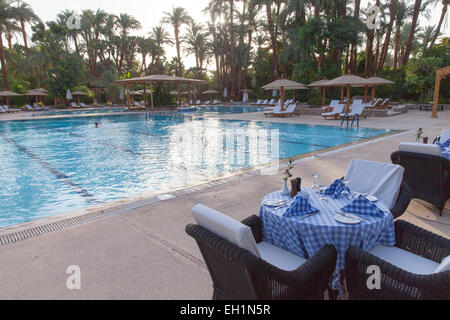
[24,0,449,69]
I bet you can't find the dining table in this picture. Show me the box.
[259,187,396,297]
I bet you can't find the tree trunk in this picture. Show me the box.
[402,0,422,66]
[21,19,29,57]
[377,0,397,72]
[0,29,9,90]
[429,2,447,49]
[266,3,279,80]
[350,0,361,73]
[6,34,12,50]
[364,29,374,76]
[175,28,182,76]
[393,25,401,71]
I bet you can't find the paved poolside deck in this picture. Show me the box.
[0,110,448,300]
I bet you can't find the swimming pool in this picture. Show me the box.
[0,114,393,228]
[35,107,129,116]
[35,105,264,118]
[195,105,265,115]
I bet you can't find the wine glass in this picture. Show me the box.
[312,173,319,192]
[341,179,352,199]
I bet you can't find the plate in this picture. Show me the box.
[264,200,286,207]
[366,195,378,202]
[334,214,361,225]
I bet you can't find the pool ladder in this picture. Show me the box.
[341,113,360,128]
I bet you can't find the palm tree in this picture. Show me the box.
[184,21,205,69]
[116,13,141,37]
[136,36,155,74]
[393,0,413,70]
[0,0,20,89]
[15,1,40,57]
[162,7,192,76]
[429,0,449,49]
[402,0,422,66]
[149,25,173,66]
[115,13,141,75]
[377,0,398,73]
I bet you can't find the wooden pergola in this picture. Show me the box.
[432,66,450,119]
[113,75,205,111]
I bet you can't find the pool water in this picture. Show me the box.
[36,107,129,116]
[195,105,265,115]
[0,113,393,228]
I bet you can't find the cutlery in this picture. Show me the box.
[337,211,366,222]
[298,211,320,221]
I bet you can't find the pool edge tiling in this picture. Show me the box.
[0,112,396,230]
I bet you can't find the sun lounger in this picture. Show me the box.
[196,100,201,105]
[213,100,221,105]
[252,99,262,105]
[204,100,211,105]
[268,99,275,105]
[376,98,391,109]
[0,106,6,113]
[363,98,383,109]
[264,105,281,117]
[3,105,21,112]
[321,102,345,119]
[340,104,367,119]
[272,104,298,117]
[80,103,87,108]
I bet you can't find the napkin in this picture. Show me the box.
[438,139,450,148]
[283,195,318,218]
[341,195,385,218]
[324,179,350,199]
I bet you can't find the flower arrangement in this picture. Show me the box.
[416,128,424,143]
[283,158,295,181]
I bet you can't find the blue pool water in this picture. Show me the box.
[195,105,265,115]
[0,114,393,228]
[36,107,129,116]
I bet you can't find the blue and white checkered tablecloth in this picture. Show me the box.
[259,187,395,295]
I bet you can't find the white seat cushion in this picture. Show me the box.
[441,130,450,143]
[192,205,260,258]
[399,143,441,156]
[257,242,306,271]
[435,255,450,273]
[345,159,404,209]
[369,245,439,275]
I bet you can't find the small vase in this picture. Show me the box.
[281,180,290,196]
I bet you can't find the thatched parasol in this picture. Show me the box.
[308,79,329,106]
[25,90,48,104]
[113,74,205,109]
[0,91,21,106]
[325,75,371,112]
[202,89,220,101]
[366,77,395,104]
[72,91,88,105]
[262,79,308,109]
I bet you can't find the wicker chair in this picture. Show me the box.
[391,151,450,216]
[346,220,450,300]
[186,215,337,300]
[391,182,413,219]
